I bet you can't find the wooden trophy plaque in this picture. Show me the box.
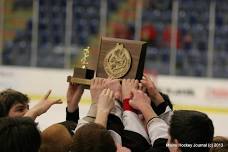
[67,37,147,88]
[96,37,147,80]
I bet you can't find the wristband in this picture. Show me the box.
[146,116,160,126]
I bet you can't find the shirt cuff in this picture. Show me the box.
[66,107,79,123]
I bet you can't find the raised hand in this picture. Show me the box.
[140,74,164,106]
[90,78,106,104]
[104,78,122,101]
[67,83,84,112]
[129,89,151,111]
[122,79,139,100]
[129,89,157,124]
[25,90,62,120]
[95,88,115,127]
[97,88,115,114]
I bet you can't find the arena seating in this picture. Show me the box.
[2,0,228,77]
[3,0,122,68]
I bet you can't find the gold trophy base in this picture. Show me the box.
[67,67,94,89]
[67,76,91,86]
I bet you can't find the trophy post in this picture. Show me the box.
[67,47,95,88]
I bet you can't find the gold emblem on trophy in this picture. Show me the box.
[104,43,131,79]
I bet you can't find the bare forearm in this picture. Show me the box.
[140,104,157,123]
[95,110,109,128]
[67,103,79,113]
[152,92,165,107]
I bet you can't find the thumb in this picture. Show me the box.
[114,92,121,100]
[52,99,63,104]
[42,90,52,100]
[129,99,134,107]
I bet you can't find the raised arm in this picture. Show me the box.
[66,83,84,122]
[75,78,106,130]
[141,74,164,106]
[25,90,62,120]
[129,89,169,147]
[141,74,173,124]
[95,88,115,128]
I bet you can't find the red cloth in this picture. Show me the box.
[123,98,138,113]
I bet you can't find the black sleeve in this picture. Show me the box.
[66,107,79,123]
[151,92,173,115]
[145,138,169,152]
[160,92,173,110]
[107,114,124,136]
[107,115,152,152]
[122,130,151,152]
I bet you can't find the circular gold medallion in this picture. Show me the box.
[104,43,131,78]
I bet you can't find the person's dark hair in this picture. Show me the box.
[70,123,117,152]
[0,89,29,117]
[0,117,41,152]
[169,110,214,152]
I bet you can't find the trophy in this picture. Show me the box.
[67,37,147,88]
[96,37,147,80]
[67,47,94,87]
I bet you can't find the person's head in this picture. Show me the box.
[0,89,29,117]
[70,123,117,152]
[168,110,214,152]
[210,136,228,152]
[40,123,73,152]
[0,117,41,152]
[59,121,77,136]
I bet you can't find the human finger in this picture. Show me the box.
[43,90,52,100]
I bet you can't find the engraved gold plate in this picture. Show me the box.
[104,43,131,78]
